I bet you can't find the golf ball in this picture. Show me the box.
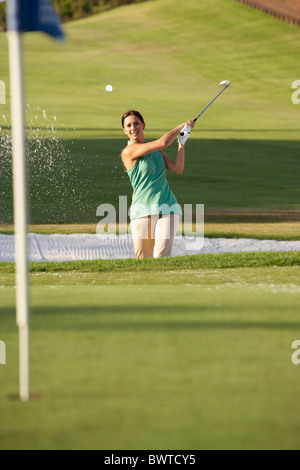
[106,85,113,93]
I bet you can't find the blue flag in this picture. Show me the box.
[7,0,64,42]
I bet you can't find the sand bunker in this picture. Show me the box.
[0,233,299,262]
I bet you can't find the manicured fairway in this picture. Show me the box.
[0,255,300,450]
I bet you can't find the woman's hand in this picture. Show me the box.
[180,120,195,130]
[178,120,195,146]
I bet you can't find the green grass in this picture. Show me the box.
[0,0,300,224]
[1,221,300,241]
[1,136,299,225]
[0,251,299,275]
[0,260,300,449]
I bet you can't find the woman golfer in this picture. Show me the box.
[121,110,194,259]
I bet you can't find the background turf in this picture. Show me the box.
[0,0,300,224]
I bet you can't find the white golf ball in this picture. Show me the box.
[106,85,113,93]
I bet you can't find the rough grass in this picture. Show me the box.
[0,251,299,275]
[1,221,300,240]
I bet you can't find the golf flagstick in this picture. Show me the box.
[7,0,64,402]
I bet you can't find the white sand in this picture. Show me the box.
[0,233,299,262]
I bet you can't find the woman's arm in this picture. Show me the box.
[122,121,193,164]
[161,118,195,174]
[161,144,185,175]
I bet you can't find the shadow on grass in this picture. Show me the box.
[1,304,300,331]
[1,137,300,224]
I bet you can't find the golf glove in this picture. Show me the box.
[178,125,191,145]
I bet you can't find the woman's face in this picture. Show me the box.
[123,115,145,143]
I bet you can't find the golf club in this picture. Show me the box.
[193,80,231,122]
[179,81,231,139]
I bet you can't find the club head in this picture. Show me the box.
[219,80,231,87]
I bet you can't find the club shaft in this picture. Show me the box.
[193,85,229,122]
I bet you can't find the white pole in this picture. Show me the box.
[8,30,30,402]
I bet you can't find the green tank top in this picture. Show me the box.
[125,143,182,220]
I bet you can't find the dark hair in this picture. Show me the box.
[122,110,145,128]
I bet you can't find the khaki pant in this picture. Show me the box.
[131,214,180,259]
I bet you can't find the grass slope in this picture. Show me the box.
[0,0,299,133]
